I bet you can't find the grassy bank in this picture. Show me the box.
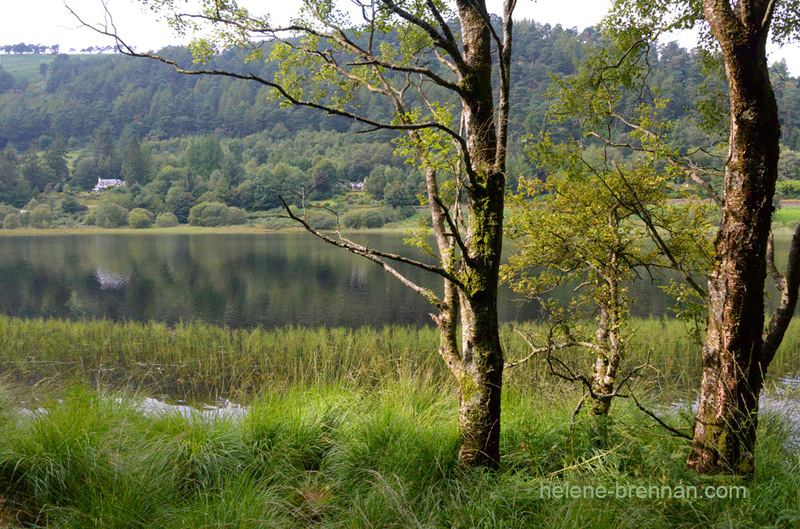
[0,381,798,528]
[1,316,800,527]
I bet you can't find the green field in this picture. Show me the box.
[0,54,57,85]
[774,205,800,226]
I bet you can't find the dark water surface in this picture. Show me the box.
[0,231,728,328]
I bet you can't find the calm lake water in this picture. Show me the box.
[0,231,789,329]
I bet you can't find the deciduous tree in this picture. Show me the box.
[607,0,800,475]
[505,93,714,444]
[74,0,517,468]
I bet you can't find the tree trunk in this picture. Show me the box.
[451,1,507,469]
[588,271,623,419]
[589,342,615,446]
[424,167,464,395]
[458,284,504,468]
[589,305,620,419]
[688,1,781,475]
[588,281,623,445]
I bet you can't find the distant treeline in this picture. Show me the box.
[0,43,116,55]
[3,21,800,222]
[0,43,62,55]
[10,22,798,149]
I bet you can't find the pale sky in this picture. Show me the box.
[2,0,800,74]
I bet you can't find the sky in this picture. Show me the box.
[2,0,800,74]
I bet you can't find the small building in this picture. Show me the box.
[93,179,125,193]
[335,181,366,191]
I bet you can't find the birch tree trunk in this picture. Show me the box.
[688,0,781,475]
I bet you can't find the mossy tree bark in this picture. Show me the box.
[688,0,781,476]
[443,0,509,469]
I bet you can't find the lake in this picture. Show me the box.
[0,231,785,329]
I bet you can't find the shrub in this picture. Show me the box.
[59,195,88,215]
[3,213,20,230]
[189,201,229,227]
[28,205,54,229]
[382,206,415,223]
[0,204,16,219]
[165,187,195,223]
[94,202,129,229]
[777,179,800,199]
[226,206,248,225]
[101,187,135,210]
[305,210,338,230]
[155,212,179,228]
[384,181,417,207]
[128,208,155,229]
[342,209,386,229]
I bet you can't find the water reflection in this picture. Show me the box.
[95,267,130,290]
[1,231,772,328]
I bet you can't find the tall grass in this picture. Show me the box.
[0,317,449,401]
[2,315,799,403]
[2,316,800,526]
[0,381,798,528]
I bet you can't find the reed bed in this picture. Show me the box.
[2,315,799,403]
[0,318,448,401]
[2,316,800,527]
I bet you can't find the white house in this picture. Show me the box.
[93,178,125,192]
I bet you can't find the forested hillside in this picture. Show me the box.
[1,20,800,227]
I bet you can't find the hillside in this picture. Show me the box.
[1,21,800,227]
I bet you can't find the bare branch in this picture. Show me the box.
[424,0,460,55]
[344,59,462,93]
[495,0,515,168]
[685,171,724,207]
[760,0,778,32]
[626,381,693,440]
[593,39,649,89]
[278,195,464,295]
[434,49,458,75]
[767,230,784,288]
[431,194,472,265]
[381,0,465,69]
[571,391,588,427]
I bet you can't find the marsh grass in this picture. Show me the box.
[0,381,798,528]
[2,315,780,404]
[0,317,451,402]
[2,316,800,527]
